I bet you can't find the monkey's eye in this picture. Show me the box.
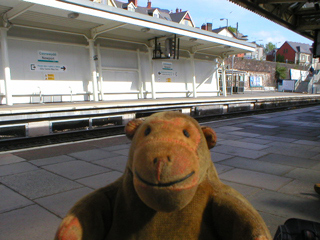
[183,129,190,138]
[145,127,151,136]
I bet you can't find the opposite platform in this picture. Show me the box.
[1,104,320,239]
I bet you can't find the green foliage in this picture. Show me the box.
[275,64,287,80]
[276,54,285,63]
[264,42,276,54]
[228,26,237,33]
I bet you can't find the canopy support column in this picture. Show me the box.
[137,49,144,99]
[148,47,156,99]
[190,53,197,98]
[96,44,105,101]
[0,28,13,105]
[88,39,99,102]
[221,58,227,97]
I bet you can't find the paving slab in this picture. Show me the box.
[285,168,320,182]
[215,133,244,141]
[221,180,261,198]
[259,211,287,237]
[0,169,82,199]
[237,137,273,145]
[228,131,261,138]
[266,141,314,150]
[257,153,319,168]
[68,149,120,161]
[93,155,128,172]
[0,185,33,213]
[210,152,233,162]
[257,135,297,143]
[278,179,319,200]
[214,163,234,174]
[262,146,319,158]
[101,144,130,152]
[29,155,76,166]
[35,187,93,218]
[0,153,26,166]
[248,190,320,222]
[218,139,269,150]
[112,148,130,156]
[212,145,268,159]
[293,139,320,147]
[76,171,122,189]
[219,169,292,191]
[0,162,39,177]
[42,160,109,180]
[220,157,294,176]
[0,204,61,240]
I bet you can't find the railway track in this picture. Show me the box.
[0,103,317,153]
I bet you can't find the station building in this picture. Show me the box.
[0,0,255,105]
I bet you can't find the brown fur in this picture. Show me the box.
[55,111,271,240]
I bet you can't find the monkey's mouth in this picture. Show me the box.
[135,171,195,187]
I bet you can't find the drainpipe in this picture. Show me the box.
[0,28,13,105]
[88,39,99,102]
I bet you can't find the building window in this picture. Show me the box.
[301,55,305,61]
[153,13,159,18]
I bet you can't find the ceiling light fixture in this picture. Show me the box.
[141,27,150,32]
[68,12,79,19]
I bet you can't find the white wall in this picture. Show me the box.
[0,38,219,104]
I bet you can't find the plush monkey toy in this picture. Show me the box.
[55,111,271,240]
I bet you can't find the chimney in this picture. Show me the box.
[176,8,179,13]
[207,23,212,31]
[129,0,138,7]
[147,0,151,8]
[201,24,207,31]
[180,9,182,12]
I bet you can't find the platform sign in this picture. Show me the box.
[38,50,58,63]
[31,63,67,72]
[250,76,262,87]
[45,74,55,80]
[156,61,178,82]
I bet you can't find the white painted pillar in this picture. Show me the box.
[0,28,13,105]
[148,48,156,99]
[221,58,227,97]
[137,49,143,99]
[190,53,197,98]
[88,39,99,102]
[96,44,105,101]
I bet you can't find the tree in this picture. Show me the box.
[264,42,276,54]
[275,64,287,80]
[228,26,237,33]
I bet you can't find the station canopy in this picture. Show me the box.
[0,0,256,58]
[228,0,319,41]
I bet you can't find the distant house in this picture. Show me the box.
[277,41,313,65]
[92,0,195,27]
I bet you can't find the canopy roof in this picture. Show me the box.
[229,0,319,41]
[0,0,256,57]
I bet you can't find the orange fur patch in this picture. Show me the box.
[55,215,82,240]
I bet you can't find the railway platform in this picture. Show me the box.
[1,90,320,141]
[1,99,320,239]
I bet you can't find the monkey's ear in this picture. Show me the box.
[125,119,144,140]
[201,126,217,149]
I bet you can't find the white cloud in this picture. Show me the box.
[251,30,286,46]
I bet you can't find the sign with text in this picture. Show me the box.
[31,63,67,72]
[38,50,58,63]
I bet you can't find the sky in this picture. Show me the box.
[140,0,313,48]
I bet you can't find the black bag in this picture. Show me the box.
[274,218,320,240]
